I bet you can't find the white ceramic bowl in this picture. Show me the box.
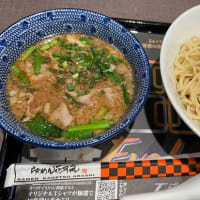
[160,5,200,137]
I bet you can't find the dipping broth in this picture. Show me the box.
[6,34,134,140]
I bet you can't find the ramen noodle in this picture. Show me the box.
[174,36,200,124]
[6,34,134,140]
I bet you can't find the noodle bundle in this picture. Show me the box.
[174,36,200,123]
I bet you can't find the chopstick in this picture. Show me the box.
[4,157,200,187]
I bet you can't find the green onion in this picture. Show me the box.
[52,57,60,62]
[63,130,93,140]
[48,68,58,74]
[90,120,113,125]
[68,123,110,131]
[91,46,98,57]
[106,72,121,84]
[67,83,74,91]
[24,113,62,138]
[122,84,130,104]
[119,74,125,81]
[99,90,105,95]
[96,108,108,118]
[41,56,50,64]
[78,65,84,72]
[33,50,41,75]
[78,91,88,96]
[21,46,36,61]
[40,39,58,51]
[57,77,65,84]
[84,78,94,88]
[62,61,68,69]
[78,92,85,96]
[11,65,30,85]
[58,63,63,68]
[109,55,125,64]
[57,37,65,47]
[72,73,79,80]
[100,48,109,57]
[68,120,113,132]
[79,36,92,45]
[93,73,102,80]
[58,70,64,74]
[70,66,77,74]
[83,66,88,71]
[53,83,59,88]
[65,93,81,108]
[75,83,80,92]
[53,52,63,58]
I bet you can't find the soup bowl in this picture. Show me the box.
[0,9,150,149]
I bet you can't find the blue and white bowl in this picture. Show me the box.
[0,9,150,149]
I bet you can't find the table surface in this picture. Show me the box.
[0,0,199,146]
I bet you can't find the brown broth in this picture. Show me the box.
[6,34,134,140]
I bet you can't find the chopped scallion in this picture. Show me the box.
[62,61,68,69]
[96,108,108,118]
[40,39,58,51]
[122,84,130,104]
[11,65,30,85]
[70,66,77,74]
[68,121,112,132]
[57,77,65,84]
[33,50,41,75]
[67,83,74,91]
[99,90,105,95]
[79,36,92,45]
[93,73,102,80]
[106,72,121,84]
[21,46,36,61]
[41,56,50,64]
[72,73,79,80]
[63,130,93,140]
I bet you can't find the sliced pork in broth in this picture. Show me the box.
[6,34,134,140]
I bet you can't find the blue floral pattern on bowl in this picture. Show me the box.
[0,9,151,149]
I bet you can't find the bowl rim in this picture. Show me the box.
[160,5,200,137]
[0,8,151,149]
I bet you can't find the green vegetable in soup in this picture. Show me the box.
[67,83,74,91]
[62,61,69,69]
[99,90,105,95]
[24,114,111,140]
[79,36,92,45]
[21,45,36,61]
[65,93,82,108]
[68,120,113,132]
[33,50,41,75]
[24,113,62,138]
[40,39,58,51]
[10,65,30,85]
[105,72,121,84]
[63,130,93,140]
[122,84,130,104]
[96,107,108,118]
[109,55,125,64]
[90,120,113,125]
[72,73,79,80]
[7,34,133,142]
[41,56,50,64]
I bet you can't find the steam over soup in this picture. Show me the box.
[6,34,134,140]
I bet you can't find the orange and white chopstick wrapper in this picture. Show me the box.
[5,157,200,187]
[101,157,200,180]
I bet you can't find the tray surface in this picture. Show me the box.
[1,19,200,200]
